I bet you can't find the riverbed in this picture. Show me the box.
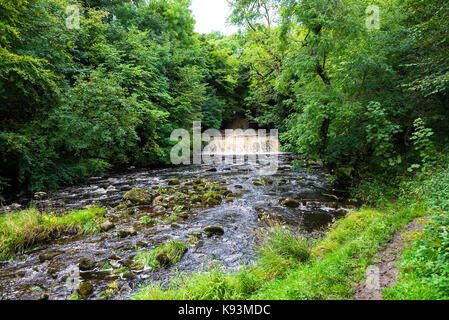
[0,154,350,300]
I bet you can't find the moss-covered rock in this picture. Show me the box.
[77,282,93,299]
[78,258,96,271]
[100,221,115,232]
[282,198,300,208]
[204,226,224,237]
[168,178,180,185]
[123,188,154,205]
[134,241,188,268]
[186,232,203,248]
[253,178,274,186]
[204,197,221,206]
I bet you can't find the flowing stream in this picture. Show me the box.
[0,144,352,300]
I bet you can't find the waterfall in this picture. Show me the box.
[203,131,280,155]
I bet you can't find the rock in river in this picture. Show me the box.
[282,198,300,208]
[100,221,115,232]
[168,178,180,185]
[123,188,154,205]
[77,282,93,299]
[204,226,224,237]
[39,250,64,263]
[118,228,137,238]
[78,258,96,271]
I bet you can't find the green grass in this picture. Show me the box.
[0,206,106,261]
[131,205,428,300]
[252,206,427,299]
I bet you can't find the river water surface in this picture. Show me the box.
[0,154,351,300]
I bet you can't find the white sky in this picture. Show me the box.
[190,0,239,35]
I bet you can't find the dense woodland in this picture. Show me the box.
[1,0,448,197]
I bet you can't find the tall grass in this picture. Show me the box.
[0,207,106,260]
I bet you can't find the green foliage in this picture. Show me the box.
[384,165,449,300]
[229,0,449,183]
[409,118,437,172]
[0,0,244,196]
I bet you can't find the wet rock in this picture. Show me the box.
[282,198,300,208]
[39,250,64,263]
[204,197,221,206]
[39,292,50,300]
[258,212,278,222]
[100,221,115,232]
[78,258,96,271]
[204,226,225,237]
[253,178,274,186]
[123,188,154,205]
[168,178,180,185]
[222,190,233,197]
[134,242,147,250]
[122,259,144,271]
[156,253,171,267]
[278,179,287,185]
[109,260,121,268]
[153,195,163,205]
[153,205,166,214]
[122,271,136,281]
[8,203,22,211]
[106,186,117,193]
[108,254,121,261]
[187,232,203,249]
[328,202,339,209]
[118,228,137,238]
[77,282,93,299]
[234,185,243,189]
[204,168,217,172]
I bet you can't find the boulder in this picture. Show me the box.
[123,188,154,205]
[282,198,300,208]
[118,228,137,238]
[77,282,93,299]
[78,258,96,271]
[168,178,180,185]
[39,250,64,263]
[153,195,163,205]
[203,226,224,237]
[156,253,171,267]
[100,221,115,232]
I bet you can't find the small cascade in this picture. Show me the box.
[203,132,281,155]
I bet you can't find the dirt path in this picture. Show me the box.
[353,218,425,300]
